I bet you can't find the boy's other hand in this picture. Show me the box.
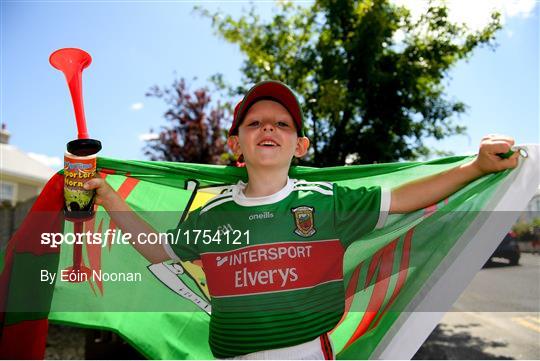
[84,177,119,208]
[472,135,519,175]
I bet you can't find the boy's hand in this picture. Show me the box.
[471,135,519,175]
[84,177,120,209]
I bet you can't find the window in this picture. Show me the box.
[0,181,16,205]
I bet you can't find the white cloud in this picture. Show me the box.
[131,102,144,111]
[138,133,159,141]
[392,0,537,31]
[503,0,537,18]
[28,152,62,168]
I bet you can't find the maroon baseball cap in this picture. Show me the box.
[229,80,304,136]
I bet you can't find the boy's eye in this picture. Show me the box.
[277,121,289,127]
[247,120,260,127]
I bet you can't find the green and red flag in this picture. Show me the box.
[1,145,538,359]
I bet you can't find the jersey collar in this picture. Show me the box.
[232,177,295,206]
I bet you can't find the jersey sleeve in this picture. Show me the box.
[334,184,391,248]
[163,208,202,262]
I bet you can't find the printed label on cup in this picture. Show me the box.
[64,151,96,213]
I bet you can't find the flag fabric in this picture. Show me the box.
[1,145,538,359]
[0,173,64,359]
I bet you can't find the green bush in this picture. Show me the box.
[512,218,540,242]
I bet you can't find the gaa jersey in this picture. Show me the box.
[163,178,390,358]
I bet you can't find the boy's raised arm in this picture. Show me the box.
[390,135,520,214]
[84,178,171,264]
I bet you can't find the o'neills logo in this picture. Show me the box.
[248,211,274,220]
[292,206,316,237]
[201,240,344,297]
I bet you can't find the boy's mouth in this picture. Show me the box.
[257,139,280,147]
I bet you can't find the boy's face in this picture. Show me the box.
[228,100,309,169]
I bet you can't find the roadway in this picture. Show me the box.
[414,253,540,359]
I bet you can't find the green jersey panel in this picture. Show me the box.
[334,184,388,248]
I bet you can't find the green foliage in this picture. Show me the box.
[513,217,540,241]
[197,0,501,166]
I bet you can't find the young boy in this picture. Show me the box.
[85,80,518,359]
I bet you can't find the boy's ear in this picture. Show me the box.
[227,136,242,156]
[294,136,310,158]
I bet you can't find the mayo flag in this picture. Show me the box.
[1,145,538,359]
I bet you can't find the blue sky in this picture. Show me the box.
[1,1,538,168]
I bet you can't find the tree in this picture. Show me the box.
[513,217,540,242]
[144,78,232,164]
[198,0,501,166]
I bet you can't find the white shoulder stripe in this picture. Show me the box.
[294,180,334,190]
[293,185,333,196]
[200,196,234,214]
[376,188,391,229]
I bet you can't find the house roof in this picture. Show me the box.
[0,144,56,184]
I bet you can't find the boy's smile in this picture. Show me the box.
[257,137,280,147]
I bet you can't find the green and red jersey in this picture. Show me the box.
[165,178,389,358]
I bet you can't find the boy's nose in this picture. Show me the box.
[262,122,275,132]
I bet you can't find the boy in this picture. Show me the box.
[85,80,518,359]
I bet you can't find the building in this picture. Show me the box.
[0,124,55,205]
[519,185,540,223]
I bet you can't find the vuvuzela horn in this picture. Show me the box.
[50,48,102,282]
